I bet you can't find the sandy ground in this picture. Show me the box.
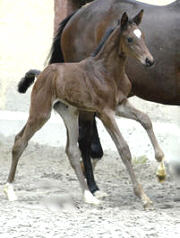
[0,104,180,237]
[0,137,180,238]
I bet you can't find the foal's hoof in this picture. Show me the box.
[143,199,154,210]
[4,183,18,201]
[156,160,166,183]
[83,190,101,205]
[94,190,108,199]
[141,193,153,210]
[156,174,166,183]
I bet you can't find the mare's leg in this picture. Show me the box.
[116,99,166,180]
[90,116,103,159]
[78,113,107,198]
[54,103,100,204]
[99,110,153,209]
[78,115,100,194]
[90,116,104,170]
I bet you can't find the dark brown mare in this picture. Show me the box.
[4,11,165,208]
[20,0,179,196]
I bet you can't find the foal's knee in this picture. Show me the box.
[14,134,20,144]
[12,144,19,158]
[120,143,132,162]
[12,139,27,159]
[138,112,152,130]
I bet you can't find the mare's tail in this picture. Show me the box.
[48,11,77,64]
[18,69,41,93]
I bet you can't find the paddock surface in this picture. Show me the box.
[0,133,180,238]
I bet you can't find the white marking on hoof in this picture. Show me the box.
[83,190,101,205]
[133,29,142,38]
[4,183,18,201]
[94,190,108,199]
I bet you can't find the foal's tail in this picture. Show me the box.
[18,69,41,93]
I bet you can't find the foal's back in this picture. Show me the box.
[39,55,118,112]
[37,60,110,111]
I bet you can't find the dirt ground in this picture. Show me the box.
[0,136,180,238]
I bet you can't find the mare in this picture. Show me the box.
[20,0,179,195]
[4,11,164,208]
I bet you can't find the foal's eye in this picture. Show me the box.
[127,37,133,43]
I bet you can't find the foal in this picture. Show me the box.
[4,10,165,208]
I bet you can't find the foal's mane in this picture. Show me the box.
[91,19,133,57]
[92,26,115,57]
[92,17,141,58]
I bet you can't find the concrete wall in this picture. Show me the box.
[0,0,54,111]
[53,1,94,35]
[54,0,75,35]
[0,0,91,110]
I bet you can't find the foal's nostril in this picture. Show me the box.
[145,58,154,67]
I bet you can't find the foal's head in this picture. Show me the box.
[119,10,154,67]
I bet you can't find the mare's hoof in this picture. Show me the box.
[83,190,101,205]
[4,183,18,201]
[94,190,108,199]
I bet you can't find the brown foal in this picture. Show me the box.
[4,10,166,208]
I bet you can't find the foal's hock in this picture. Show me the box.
[5,10,166,208]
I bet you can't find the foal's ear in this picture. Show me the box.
[133,9,144,25]
[121,12,128,28]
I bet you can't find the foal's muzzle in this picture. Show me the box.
[145,57,154,67]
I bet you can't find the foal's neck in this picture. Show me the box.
[93,26,126,77]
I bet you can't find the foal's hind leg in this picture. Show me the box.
[4,109,51,201]
[116,99,166,180]
[99,110,153,209]
[4,125,26,201]
[54,103,100,204]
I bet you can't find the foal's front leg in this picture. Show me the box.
[99,110,153,209]
[116,99,166,181]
